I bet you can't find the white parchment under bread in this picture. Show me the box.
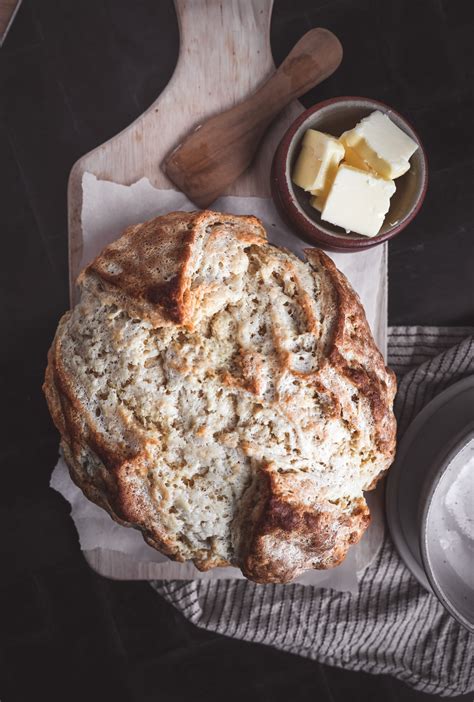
[50,172,388,592]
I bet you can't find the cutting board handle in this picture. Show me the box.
[172,0,275,106]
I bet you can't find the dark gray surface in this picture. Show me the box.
[0,1,473,700]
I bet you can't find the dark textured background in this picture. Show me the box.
[0,1,473,700]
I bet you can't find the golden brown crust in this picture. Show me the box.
[305,248,397,461]
[44,211,396,583]
[81,210,266,328]
[48,336,181,560]
[233,464,370,584]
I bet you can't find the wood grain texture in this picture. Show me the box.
[68,0,386,581]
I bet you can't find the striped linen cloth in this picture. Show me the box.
[152,327,474,696]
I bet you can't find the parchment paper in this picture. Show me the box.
[50,172,387,592]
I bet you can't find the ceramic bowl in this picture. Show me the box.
[271,97,428,252]
[420,424,474,633]
[386,377,474,633]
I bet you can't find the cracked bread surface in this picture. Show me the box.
[44,210,396,583]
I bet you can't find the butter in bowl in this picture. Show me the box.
[271,97,428,252]
[292,111,418,238]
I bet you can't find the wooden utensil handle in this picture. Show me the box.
[247,28,342,126]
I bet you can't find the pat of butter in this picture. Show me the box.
[321,164,396,237]
[310,144,369,212]
[340,111,418,179]
[309,154,341,212]
[292,129,344,193]
[341,141,372,172]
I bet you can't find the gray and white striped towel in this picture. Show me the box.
[153,327,474,697]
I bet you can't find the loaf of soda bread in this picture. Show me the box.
[44,210,396,583]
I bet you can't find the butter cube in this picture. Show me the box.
[309,153,341,212]
[311,141,372,212]
[321,164,396,237]
[292,129,344,194]
[340,111,418,179]
[340,140,372,172]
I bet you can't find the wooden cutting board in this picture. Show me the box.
[68,0,386,580]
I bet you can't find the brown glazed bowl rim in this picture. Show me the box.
[271,96,428,252]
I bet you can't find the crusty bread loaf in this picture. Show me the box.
[44,210,396,583]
